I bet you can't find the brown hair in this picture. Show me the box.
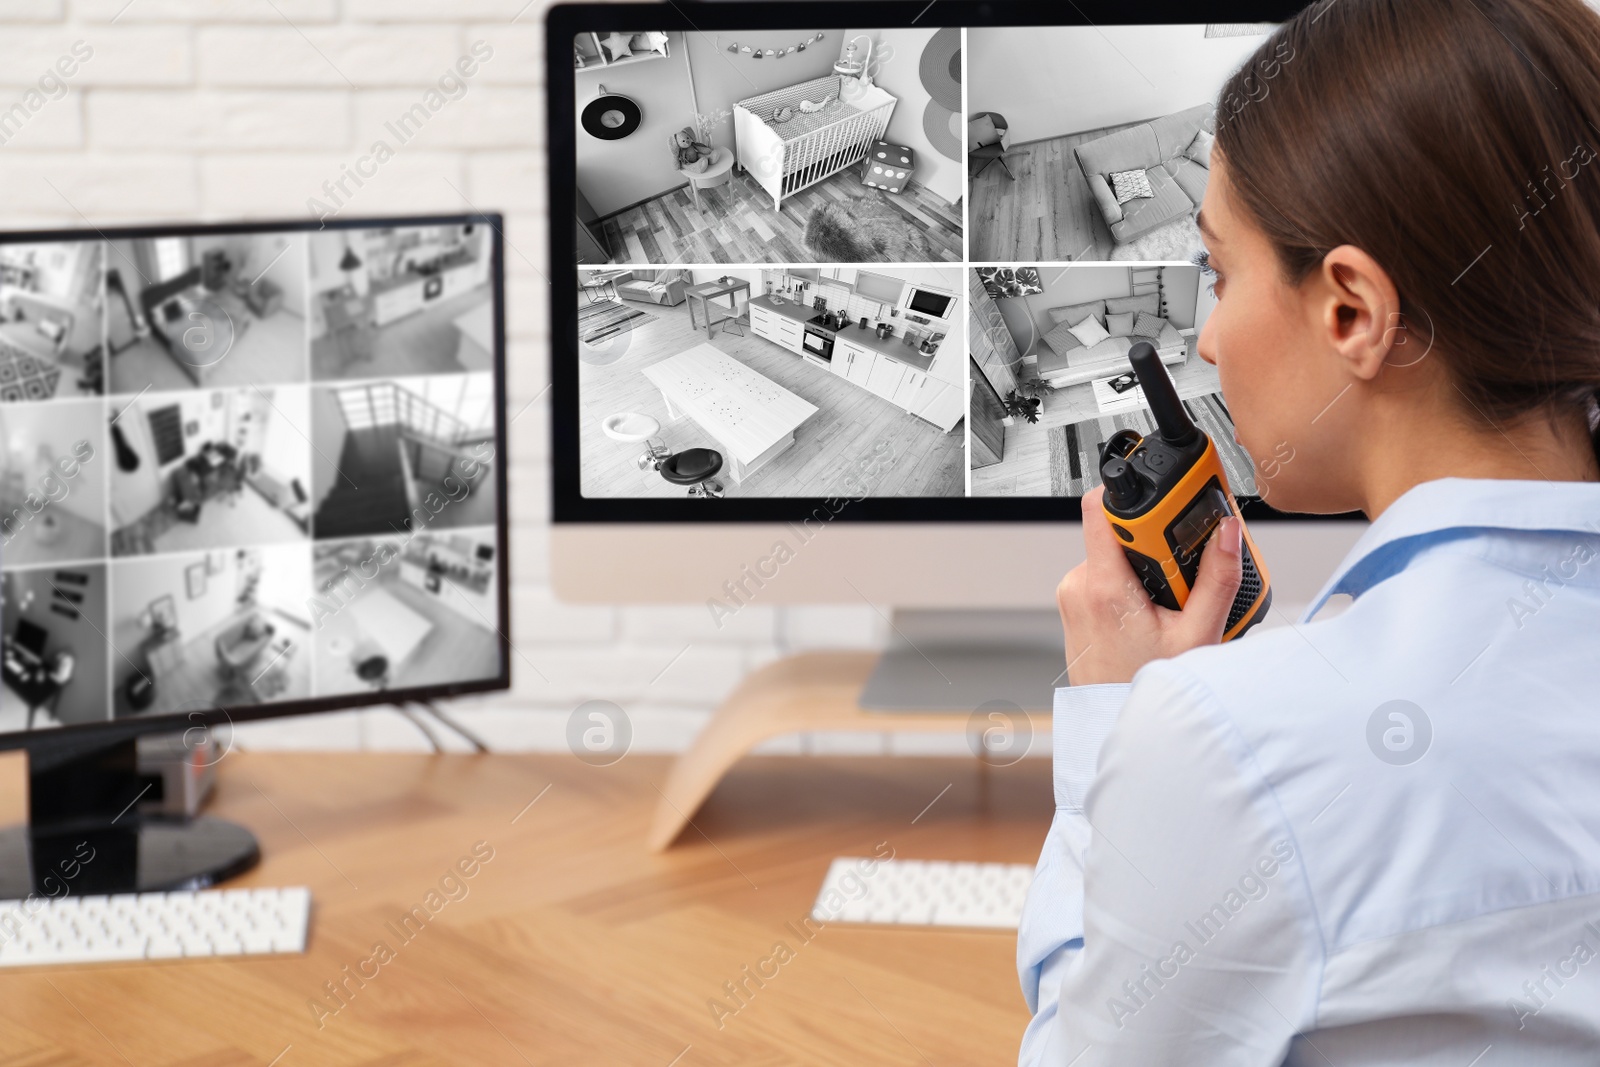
[1214,0,1600,468]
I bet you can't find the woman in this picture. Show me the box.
[1018,0,1600,1063]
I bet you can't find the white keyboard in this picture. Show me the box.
[812,858,1034,929]
[0,886,311,967]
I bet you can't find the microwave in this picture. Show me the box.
[903,283,955,322]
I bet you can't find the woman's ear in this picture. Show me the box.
[1318,244,1403,383]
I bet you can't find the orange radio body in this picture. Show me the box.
[1099,342,1272,641]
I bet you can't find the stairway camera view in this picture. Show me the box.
[0,222,504,735]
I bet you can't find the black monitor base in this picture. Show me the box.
[0,732,258,901]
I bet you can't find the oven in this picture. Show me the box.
[802,325,834,364]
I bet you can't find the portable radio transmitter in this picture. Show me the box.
[1099,341,1272,641]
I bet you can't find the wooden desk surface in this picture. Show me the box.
[0,751,1051,1066]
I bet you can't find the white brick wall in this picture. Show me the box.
[4,0,896,757]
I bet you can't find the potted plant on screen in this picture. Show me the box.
[1003,390,1041,425]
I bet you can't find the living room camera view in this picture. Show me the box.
[579,265,965,498]
[969,263,1255,499]
[0,241,105,401]
[966,25,1262,262]
[110,545,313,718]
[311,528,500,699]
[574,28,964,264]
[1,227,504,734]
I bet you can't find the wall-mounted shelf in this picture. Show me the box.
[575,31,671,72]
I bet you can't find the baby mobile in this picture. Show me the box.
[718,31,826,59]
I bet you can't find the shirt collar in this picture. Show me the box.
[1301,477,1600,622]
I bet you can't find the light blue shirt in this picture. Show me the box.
[1018,477,1600,1065]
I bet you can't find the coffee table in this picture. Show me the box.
[1090,373,1148,415]
[641,341,818,484]
[581,270,628,306]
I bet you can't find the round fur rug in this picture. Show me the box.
[1108,212,1204,262]
[804,191,935,262]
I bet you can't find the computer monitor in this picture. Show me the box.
[0,214,510,897]
[14,619,47,658]
[548,2,1365,706]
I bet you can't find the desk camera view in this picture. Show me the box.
[0,222,504,734]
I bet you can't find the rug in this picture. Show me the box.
[0,339,62,401]
[579,299,655,344]
[1046,391,1258,498]
[805,190,935,262]
[1109,212,1203,263]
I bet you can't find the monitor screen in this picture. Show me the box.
[0,215,509,742]
[551,8,1326,526]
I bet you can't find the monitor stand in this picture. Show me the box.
[648,608,1065,851]
[858,609,1065,712]
[0,731,258,901]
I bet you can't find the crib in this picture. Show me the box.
[733,75,898,211]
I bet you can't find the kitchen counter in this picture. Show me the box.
[750,294,943,374]
[832,322,937,374]
[748,293,818,325]
[368,248,478,296]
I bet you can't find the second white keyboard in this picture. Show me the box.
[0,886,311,967]
[812,858,1034,929]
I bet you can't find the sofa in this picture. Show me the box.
[614,269,690,306]
[1074,103,1216,246]
[216,611,275,676]
[1032,293,1189,389]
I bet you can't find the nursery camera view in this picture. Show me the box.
[574,28,964,264]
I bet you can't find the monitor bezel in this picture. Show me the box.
[549,0,1351,525]
[0,212,512,752]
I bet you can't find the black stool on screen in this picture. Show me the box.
[658,448,724,498]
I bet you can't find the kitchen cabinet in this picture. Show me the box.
[865,350,906,400]
[892,367,929,409]
[835,339,873,386]
[373,282,424,326]
[924,343,962,385]
[914,380,964,432]
[822,266,858,285]
[750,303,776,339]
[751,302,805,355]
[774,318,804,355]
[439,262,477,299]
[855,271,904,303]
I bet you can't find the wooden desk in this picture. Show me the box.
[641,342,818,485]
[0,750,1049,1065]
[685,277,751,339]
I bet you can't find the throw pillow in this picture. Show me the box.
[1105,312,1135,338]
[1106,293,1160,317]
[1184,128,1215,169]
[1042,320,1084,357]
[1046,300,1105,326]
[1109,168,1154,205]
[1068,312,1111,349]
[969,114,1001,150]
[1130,311,1167,340]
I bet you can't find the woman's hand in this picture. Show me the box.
[1059,485,1246,686]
